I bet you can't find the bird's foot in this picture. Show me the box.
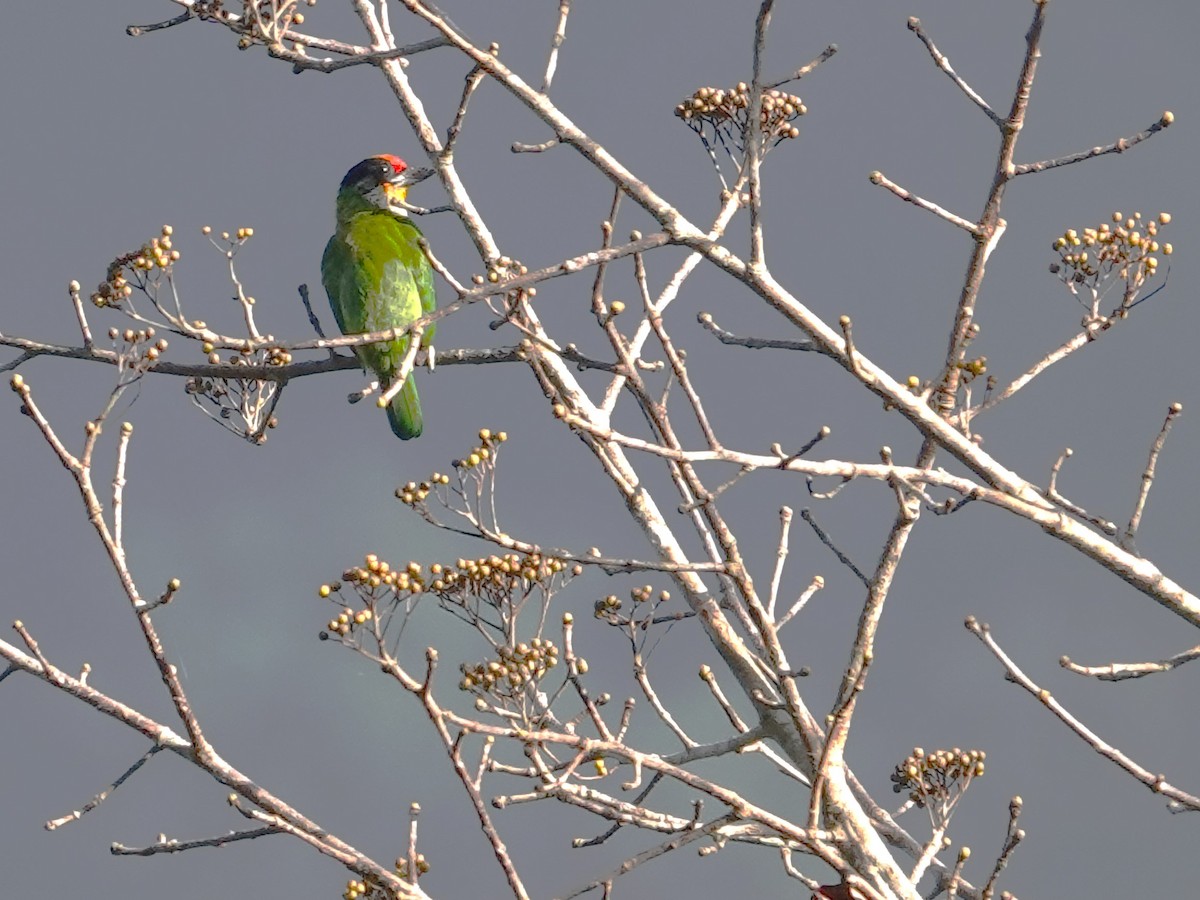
[348,381,379,405]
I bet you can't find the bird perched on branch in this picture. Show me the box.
[321,154,437,439]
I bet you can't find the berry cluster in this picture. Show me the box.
[339,848,429,900]
[342,553,424,593]
[91,226,179,308]
[265,346,291,365]
[185,346,282,443]
[459,638,560,697]
[395,473,447,506]
[455,427,507,469]
[107,325,169,365]
[472,256,529,286]
[320,552,418,636]
[325,604,373,638]
[471,257,536,321]
[394,853,429,880]
[394,429,507,510]
[197,342,290,368]
[430,552,568,606]
[594,584,669,620]
[890,747,986,809]
[321,551,575,636]
[1050,210,1172,293]
[201,224,255,243]
[676,82,806,160]
[956,355,987,383]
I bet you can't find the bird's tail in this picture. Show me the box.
[386,373,423,440]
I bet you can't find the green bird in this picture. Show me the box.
[322,154,437,439]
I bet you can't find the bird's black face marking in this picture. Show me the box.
[341,157,400,193]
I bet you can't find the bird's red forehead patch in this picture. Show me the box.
[377,154,407,174]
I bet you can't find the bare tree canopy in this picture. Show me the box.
[2,2,1198,898]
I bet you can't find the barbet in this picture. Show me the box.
[321,155,436,439]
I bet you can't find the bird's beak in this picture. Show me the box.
[384,166,434,207]
[392,166,435,188]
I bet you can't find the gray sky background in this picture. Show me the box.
[3,1,1200,897]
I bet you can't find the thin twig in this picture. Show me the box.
[1042,448,1118,535]
[540,0,571,92]
[440,712,850,871]
[970,330,1092,418]
[967,617,1200,810]
[1121,402,1182,551]
[416,237,466,295]
[602,187,747,415]
[13,621,51,673]
[126,9,194,35]
[1013,112,1174,176]
[406,802,422,888]
[747,0,775,267]
[511,136,560,154]
[68,281,94,349]
[930,1,1047,416]
[111,827,283,855]
[699,665,749,732]
[777,577,824,630]
[945,848,970,899]
[46,745,165,830]
[696,312,820,352]
[11,379,420,889]
[296,283,331,344]
[280,37,449,74]
[560,814,737,900]
[411,670,530,899]
[642,261,721,451]
[1061,643,1200,682]
[799,509,869,587]
[112,422,132,551]
[767,506,793,620]
[634,655,695,747]
[446,62,488,150]
[510,1,572,153]
[906,17,1003,127]
[562,616,614,741]
[0,627,416,894]
[868,171,980,234]
[838,315,871,382]
[978,796,1025,898]
[766,44,838,89]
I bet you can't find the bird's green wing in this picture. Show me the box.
[408,220,437,349]
[321,211,434,439]
[320,233,355,337]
